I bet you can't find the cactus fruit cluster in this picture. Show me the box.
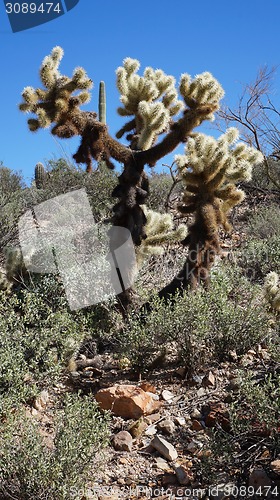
[176,128,263,228]
[116,58,183,150]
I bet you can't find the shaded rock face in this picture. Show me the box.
[95,384,161,419]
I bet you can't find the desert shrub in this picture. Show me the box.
[0,164,25,193]
[0,393,110,500]
[135,244,187,301]
[250,158,280,190]
[120,265,271,372]
[248,204,280,239]
[25,158,117,222]
[0,165,27,250]
[200,369,280,487]
[0,284,89,413]
[231,371,280,436]
[239,235,280,281]
[147,172,175,211]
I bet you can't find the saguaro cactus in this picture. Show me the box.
[34,162,46,189]
[98,81,106,124]
[98,81,108,172]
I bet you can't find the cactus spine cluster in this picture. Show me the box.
[136,206,187,266]
[19,46,93,138]
[176,128,263,229]
[34,162,46,189]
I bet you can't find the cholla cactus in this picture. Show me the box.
[176,128,263,230]
[19,46,92,138]
[136,206,187,266]
[158,129,263,296]
[179,72,225,120]
[116,58,183,149]
[0,268,11,292]
[264,272,280,313]
[5,247,28,284]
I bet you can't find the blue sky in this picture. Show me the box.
[1,0,280,185]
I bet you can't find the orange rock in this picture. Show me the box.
[191,419,204,431]
[95,384,161,419]
[204,402,230,431]
[139,381,157,393]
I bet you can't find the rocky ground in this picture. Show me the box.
[24,190,280,500]
[29,342,280,500]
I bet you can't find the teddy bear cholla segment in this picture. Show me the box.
[176,128,263,231]
[19,46,93,137]
[115,59,225,150]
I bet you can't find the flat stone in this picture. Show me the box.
[145,424,157,436]
[150,435,178,461]
[202,371,215,387]
[174,416,187,426]
[197,387,206,397]
[154,456,171,471]
[173,463,193,485]
[190,409,202,419]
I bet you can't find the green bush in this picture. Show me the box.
[231,371,280,436]
[26,158,117,222]
[0,393,110,500]
[147,172,174,211]
[0,165,26,250]
[0,281,89,413]
[248,204,280,239]
[250,158,280,190]
[239,235,280,281]
[200,369,280,486]
[119,265,271,373]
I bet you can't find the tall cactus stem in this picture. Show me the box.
[98,81,106,124]
[35,162,46,189]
